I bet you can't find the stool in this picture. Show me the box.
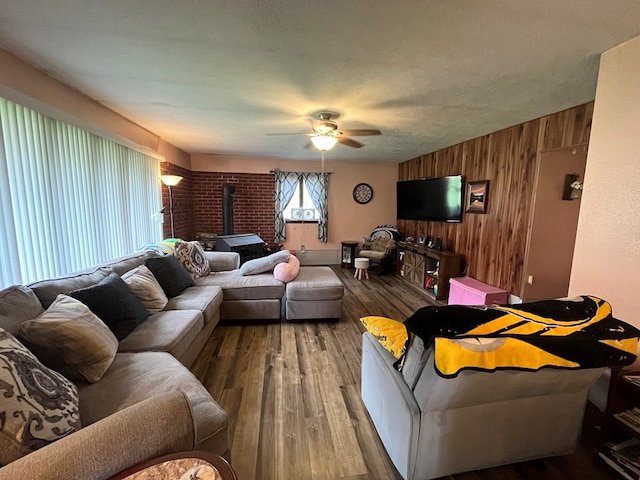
[354,257,370,280]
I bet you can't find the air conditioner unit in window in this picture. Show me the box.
[291,208,304,220]
[302,208,316,220]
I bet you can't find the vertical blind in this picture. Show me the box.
[0,97,162,288]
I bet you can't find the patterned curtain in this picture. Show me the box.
[273,171,300,242]
[303,172,330,243]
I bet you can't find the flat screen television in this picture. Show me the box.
[396,175,464,222]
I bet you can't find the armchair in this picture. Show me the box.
[361,332,604,479]
[361,296,639,479]
[357,238,397,274]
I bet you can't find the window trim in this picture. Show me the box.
[285,219,319,224]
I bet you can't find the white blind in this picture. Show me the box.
[0,98,162,288]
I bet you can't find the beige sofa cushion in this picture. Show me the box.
[121,265,169,314]
[164,285,223,325]
[28,267,113,308]
[0,285,44,335]
[196,270,285,300]
[99,251,158,276]
[204,251,240,272]
[20,295,118,383]
[77,351,227,450]
[358,250,386,260]
[286,267,344,301]
[117,310,203,361]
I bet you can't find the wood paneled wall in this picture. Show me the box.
[397,102,594,297]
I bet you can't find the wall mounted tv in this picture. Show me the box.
[396,175,464,222]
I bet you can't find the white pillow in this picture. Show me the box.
[122,265,169,313]
[240,250,290,275]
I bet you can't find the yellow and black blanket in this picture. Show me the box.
[404,296,640,378]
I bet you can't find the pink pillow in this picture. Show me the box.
[273,255,300,283]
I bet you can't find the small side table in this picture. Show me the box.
[109,451,237,480]
[341,240,359,268]
[354,257,370,280]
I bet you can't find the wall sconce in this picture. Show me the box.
[562,173,583,200]
[160,175,183,237]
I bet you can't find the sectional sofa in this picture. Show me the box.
[0,250,227,479]
[0,247,343,479]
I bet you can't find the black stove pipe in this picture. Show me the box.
[222,183,235,235]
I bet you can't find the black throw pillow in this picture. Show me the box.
[70,272,149,340]
[144,255,194,297]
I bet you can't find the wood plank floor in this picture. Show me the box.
[191,266,618,479]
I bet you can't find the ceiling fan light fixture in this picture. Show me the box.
[310,135,338,151]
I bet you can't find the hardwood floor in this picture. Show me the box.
[191,266,618,479]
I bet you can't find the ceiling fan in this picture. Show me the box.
[267,112,382,150]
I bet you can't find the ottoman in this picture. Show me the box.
[285,266,344,321]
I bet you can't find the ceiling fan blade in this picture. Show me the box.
[339,129,382,137]
[338,136,364,148]
[304,140,312,149]
[266,132,312,136]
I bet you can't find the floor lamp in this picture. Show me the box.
[160,175,183,238]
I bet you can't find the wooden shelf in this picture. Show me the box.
[396,242,462,301]
[600,369,640,478]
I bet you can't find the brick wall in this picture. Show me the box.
[158,163,275,242]
[160,162,194,239]
[192,172,275,242]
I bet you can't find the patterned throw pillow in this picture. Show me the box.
[174,240,211,280]
[121,265,169,313]
[20,295,118,383]
[0,327,81,464]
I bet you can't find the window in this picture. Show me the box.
[274,170,329,243]
[0,97,162,288]
[283,179,319,222]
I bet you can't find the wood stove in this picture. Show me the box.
[215,234,265,265]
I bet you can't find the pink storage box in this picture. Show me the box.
[448,277,508,306]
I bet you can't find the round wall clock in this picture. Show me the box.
[353,183,373,204]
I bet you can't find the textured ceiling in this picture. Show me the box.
[1,1,640,163]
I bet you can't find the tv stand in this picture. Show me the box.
[397,242,462,301]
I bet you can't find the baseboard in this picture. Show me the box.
[297,249,340,265]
